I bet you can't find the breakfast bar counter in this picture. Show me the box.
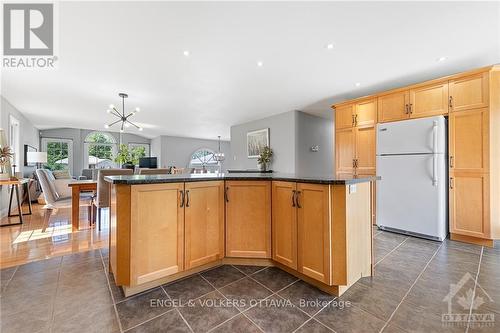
[105,173,377,297]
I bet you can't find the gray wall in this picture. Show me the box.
[230,111,297,173]
[229,110,333,175]
[39,128,150,176]
[295,112,334,175]
[1,96,40,217]
[151,135,231,171]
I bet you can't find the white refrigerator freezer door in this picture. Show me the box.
[376,154,447,240]
[377,116,446,155]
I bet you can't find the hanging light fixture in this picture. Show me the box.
[105,93,143,132]
[214,135,225,163]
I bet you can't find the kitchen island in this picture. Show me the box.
[105,173,377,297]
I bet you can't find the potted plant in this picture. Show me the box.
[0,146,13,180]
[114,144,146,169]
[257,146,273,172]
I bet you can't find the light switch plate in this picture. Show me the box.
[349,184,357,194]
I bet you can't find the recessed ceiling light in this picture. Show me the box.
[355,82,361,87]
[437,56,447,62]
[257,61,263,67]
[183,50,190,57]
[326,43,334,50]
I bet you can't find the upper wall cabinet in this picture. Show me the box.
[355,99,377,127]
[377,90,409,123]
[449,73,489,112]
[335,104,354,129]
[409,81,449,118]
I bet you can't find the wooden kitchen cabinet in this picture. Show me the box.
[335,128,355,176]
[296,183,331,284]
[355,99,377,127]
[449,173,490,239]
[449,72,489,112]
[449,108,489,173]
[272,181,298,270]
[409,81,449,118]
[184,181,224,270]
[130,183,184,286]
[335,104,355,129]
[355,125,376,175]
[377,90,409,123]
[225,181,271,258]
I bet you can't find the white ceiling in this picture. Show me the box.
[2,1,499,140]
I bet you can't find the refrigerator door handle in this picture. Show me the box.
[432,120,438,186]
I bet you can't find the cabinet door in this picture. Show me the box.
[184,181,224,270]
[296,183,331,284]
[449,72,489,112]
[272,181,298,270]
[335,128,355,175]
[377,90,409,123]
[449,108,489,173]
[130,183,184,286]
[449,173,490,239]
[226,181,271,258]
[335,104,354,129]
[409,81,449,118]
[355,99,377,127]
[355,125,376,176]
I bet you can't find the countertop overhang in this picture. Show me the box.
[104,172,379,185]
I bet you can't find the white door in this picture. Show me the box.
[376,154,447,240]
[377,116,446,155]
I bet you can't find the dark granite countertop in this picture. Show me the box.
[104,172,379,185]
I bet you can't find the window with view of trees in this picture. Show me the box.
[189,148,219,172]
[42,138,73,171]
[84,132,117,169]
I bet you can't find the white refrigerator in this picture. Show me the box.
[376,116,448,241]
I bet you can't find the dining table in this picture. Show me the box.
[68,180,97,230]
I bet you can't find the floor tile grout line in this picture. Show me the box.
[378,240,444,333]
[175,308,196,333]
[465,246,484,333]
[47,260,62,333]
[293,298,338,333]
[2,265,19,291]
[158,285,196,333]
[374,237,409,266]
[121,307,178,333]
[100,250,124,333]
[230,264,269,277]
[199,272,267,333]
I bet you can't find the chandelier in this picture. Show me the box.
[105,93,143,132]
[214,135,225,163]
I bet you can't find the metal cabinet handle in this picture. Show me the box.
[179,190,185,207]
[450,156,454,168]
[409,103,413,114]
[450,177,454,189]
[295,191,302,208]
[291,190,296,207]
[224,187,229,202]
[185,190,190,207]
[352,114,355,127]
[449,96,453,109]
[405,104,409,114]
[354,114,358,126]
